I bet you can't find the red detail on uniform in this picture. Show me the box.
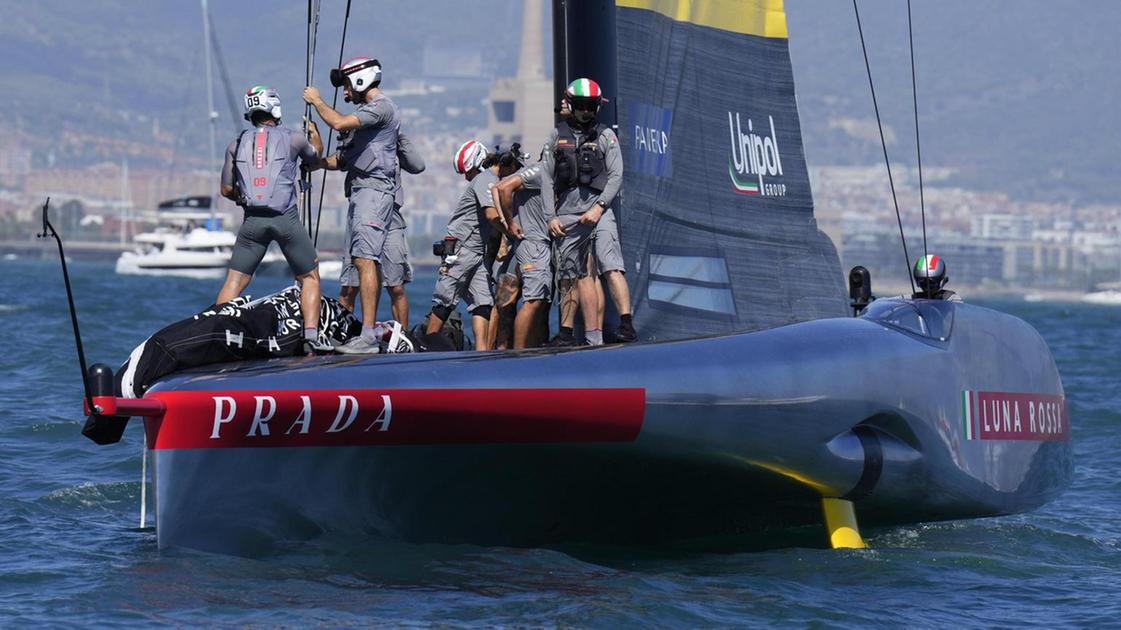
[143,388,646,450]
[254,130,267,171]
[928,255,940,271]
[341,56,374,75]
[970,391,1069,442]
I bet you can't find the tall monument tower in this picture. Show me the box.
[488,0,553,154]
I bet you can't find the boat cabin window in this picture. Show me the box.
[862,299,954,341]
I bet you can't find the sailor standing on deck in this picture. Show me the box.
[426,140,504,351]
[493,154,555,349]
[544,78,629,346]
[215,86,329,355]
[339,128,425,327]
[303,57,400,354]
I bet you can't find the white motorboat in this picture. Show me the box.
[1082,290,1121,305]
[116,201,286,279]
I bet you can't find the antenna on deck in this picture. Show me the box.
[36,198,95,416]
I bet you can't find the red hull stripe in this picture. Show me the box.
[144,388,645,450]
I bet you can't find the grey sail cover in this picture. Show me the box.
[615,1,847,341]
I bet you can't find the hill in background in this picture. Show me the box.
[0,0,1116,204]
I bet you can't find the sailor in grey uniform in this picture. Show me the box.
[304,56,401,353]
[493,160,555,348]
[426,140,500,351]
[216,85,329,355]
[543,78,624,346]
[340,128,424,327]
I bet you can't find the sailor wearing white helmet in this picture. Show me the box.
[424,140,507,351]
[216,85,329,355]
[303,56,401,354]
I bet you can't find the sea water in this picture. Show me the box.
[0,258,1117,626]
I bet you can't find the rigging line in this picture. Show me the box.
[907,0,928,266]
[313,0,353,248]
[302,0,322,237]
[852,0,916,295]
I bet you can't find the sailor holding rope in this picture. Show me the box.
[216,86,330,355]
[302,57,400,354]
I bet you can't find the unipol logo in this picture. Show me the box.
[727,112,786,197]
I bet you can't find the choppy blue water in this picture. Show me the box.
[1,258,1117,627]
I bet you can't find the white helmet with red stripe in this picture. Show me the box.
[330,57,382,93]
[453,140,488,174]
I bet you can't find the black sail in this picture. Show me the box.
[557,0,847,341]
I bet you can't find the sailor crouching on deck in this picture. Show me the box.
[544,78,631,347]
[493,153,555,349]
[426,140,503,351]
[215,85,329,355]
[303,56,400,354]
[339,128,425,328]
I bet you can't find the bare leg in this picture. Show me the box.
[486,307,499,350]
[472,313,490,351]
[216,269,252,305]
[353,257,381,327]
[532,303,549,346]
[386,285,408,327]
[295,267,322,331]
[576,275,598,338]
[514,300,544,349]
[492,273,519,350]
[338,285,358,313]
[593,275,606,330]
[558,278,579,329]
[602,270,632,317]
[426,312,445,335]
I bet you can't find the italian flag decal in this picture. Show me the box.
[916,255,940,273]
[728,159,760,195]
[568,78,601,97]
[962,390,974,440]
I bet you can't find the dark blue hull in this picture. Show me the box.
[144,299,1072,553]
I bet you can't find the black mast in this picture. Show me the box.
[552,0,618,126]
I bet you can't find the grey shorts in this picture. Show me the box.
[230,210,318,277]
[593,208,625,274]
[340,227,411,288]
[555,215,595,281]
[432,247,494,310]
[348,187,394,263]
[515,239,552,301]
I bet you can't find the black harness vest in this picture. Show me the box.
[553,121,609,193]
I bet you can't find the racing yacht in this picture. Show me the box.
[79,0,1072,555]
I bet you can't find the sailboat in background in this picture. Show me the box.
[81,0,1071,554]
[115,0,286,279]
